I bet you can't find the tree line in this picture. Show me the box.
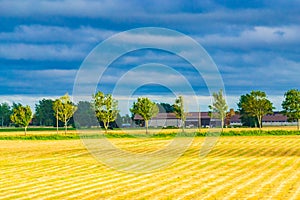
[0,89,299,134]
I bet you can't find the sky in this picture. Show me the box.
[0,0,299,114]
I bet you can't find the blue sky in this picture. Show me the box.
[0,0,299,113]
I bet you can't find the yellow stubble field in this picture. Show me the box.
[1,125,298,136]
[1,133,300,199]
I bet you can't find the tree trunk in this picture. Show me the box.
[56,109,58,134]
[258,116,262,130]
[298,119,300,131]
[221,117,224,132]
[25,126,27,136]
[64,119,67,135]
[145,120,149,134]
[104,121,108,134]
[181,120,185,133]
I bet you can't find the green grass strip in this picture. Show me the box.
[0,130,300,140]
[0,127,76,132]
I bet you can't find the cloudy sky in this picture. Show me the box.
[0,0,299,114]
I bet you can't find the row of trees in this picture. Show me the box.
[211,89,300,131]
[0,92,187,134]
[129,96,188,134]
[92,88,300,133]
[0,89,299,134]
[1,94,78,135]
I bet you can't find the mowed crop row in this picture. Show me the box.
[1,136,300,199]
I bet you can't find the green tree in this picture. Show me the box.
[0,103,11,127]
[157,103,174,113]
[12,102,22,110]
[237,94,258,127]
[130,97,159,134]
[74,101,99,128]
[209,90,228,132]
[35,99,55,126]
[10,104,32,135]
[173,96,186,132]
[282,89,300,130]
[92,91,119,133]
[53,93,77,134]
[239,91,274,129]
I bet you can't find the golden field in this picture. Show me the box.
[0,125,298,136]
[1,135,300,199]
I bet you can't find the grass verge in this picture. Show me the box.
[0,130,300,140]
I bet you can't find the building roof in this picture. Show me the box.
[134,112,211,120]
[262,112,288,122]
[134,111,288,122]
[230,112,288,123]
[134,113,177,120]
[186,112,210,119]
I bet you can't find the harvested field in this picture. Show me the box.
[1,136,300,199]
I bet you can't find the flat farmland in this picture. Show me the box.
[1,136,300,199]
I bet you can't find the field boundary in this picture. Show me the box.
[0,129,299,140]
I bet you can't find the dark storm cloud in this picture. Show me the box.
[0,0,299,111]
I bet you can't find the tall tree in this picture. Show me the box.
[35,99,55,126]
[157,103,174,113]
[12,102,22,110]
[237,94,258,127]
[239,91,274,129]
[282,89,300,130]
[173,96,186,132]
[0,103,11,127]
[130,97,159,134]
[53,93,77,135]
[93,91,119,133]
[10,104,32,135]
[74,101,99,128]
[209,89,228,132]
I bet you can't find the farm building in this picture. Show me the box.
[230,112,296,126]
[134,112,221,128]
[134,111,295,128]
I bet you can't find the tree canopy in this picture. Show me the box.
[53,93,77,134]
[282,89,300,130]
[93,91,119,132]
[35,99,55,126]
[173,96,186,132]
[239,91,274,129]
[157,103,174,113]
[209,89,228,131]
[74,101,99,128]
[10,104,32,135]
[130,97,159,134]
[0,103,11,127]
[237,94,258,127]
